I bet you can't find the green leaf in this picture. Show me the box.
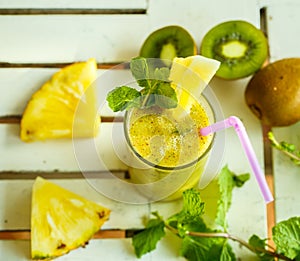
[130,57,151,88]
[181,235,235,261]
[154,67,170,81]
[181,235,214,261]
[132,212,166,258]
[167,188,205,236]
[233,173,250,187]
[106,86,141,112]
[154,82,178,109]
[107,56,178,111]
[179,219,222,261]
[181,188,205,218]
[248,234,274,261]
[219,243,236,261]
[272,216,300,259]
[268,132,300,165]
[215,166,250,230]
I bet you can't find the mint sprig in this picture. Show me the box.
[131,165,299,260]
[268,132,300,166]
[132,166,249,260]
[106,57,178,112]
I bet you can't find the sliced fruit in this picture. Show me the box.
[169,55,220,100]
[245,58,300,127]
[140,25,197,65]
[31,177,110,260]
[20,58,99,142]
[200,20,268,80]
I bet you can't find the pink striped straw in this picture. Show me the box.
[200,116,274,204]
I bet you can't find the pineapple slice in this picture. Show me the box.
[21,58,99,142]
[31,177,110,260]
[169,55,220,98]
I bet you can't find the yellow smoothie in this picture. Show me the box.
[124,92,214,201]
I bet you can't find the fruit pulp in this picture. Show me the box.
[124,91,214,201]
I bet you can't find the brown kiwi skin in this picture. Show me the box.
[245,58,300,127]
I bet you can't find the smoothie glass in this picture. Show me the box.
[123,90,215,201]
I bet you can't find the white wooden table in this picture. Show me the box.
[0,0,299,260]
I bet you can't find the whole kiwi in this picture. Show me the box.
[245,58,300,127]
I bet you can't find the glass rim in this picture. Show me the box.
[123,93,216,171]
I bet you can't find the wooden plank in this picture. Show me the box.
[0,170,128,180]
[0,15,147,63]
[0,239,154,261]
[0,9,146,15]
[0,179,149,230]
[272,122,300,220]
[0,0,147,9]
[0,229,127,240]
[0,116,122,124]
[0,123,127,172]
[0,0,261,64]
[263,0,300,61]
[0,68,131,116]
[265,1,300,222]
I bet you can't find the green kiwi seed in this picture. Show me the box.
[200,20,269,80]
[139,25,197,65]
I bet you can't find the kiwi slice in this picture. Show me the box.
[200,20,268,80]
[140,25,197,64]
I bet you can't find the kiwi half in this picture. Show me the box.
[200,20,268,80]
[140,25,197,63]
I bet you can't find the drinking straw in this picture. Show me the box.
[200,116,274,204]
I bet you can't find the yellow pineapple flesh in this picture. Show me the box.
[21,58,99,142]
[31,177,110,260]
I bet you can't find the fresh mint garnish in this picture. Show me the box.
[132,166,250,260]
[268,132,300,166]
[106,57,178,112]
[106,86,141,112]
[131,165,299,261]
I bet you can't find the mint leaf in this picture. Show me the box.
[167,188,205,236]
[132,211,166,258]
[181,233,235,261]
[130,57,151,88]
[154,82,178,109]
[154,67,170,81]
[181,188,205,218]
[248,235,274,261]
[166,188,236,261]
[180,218,223,261]
[107,57,178,111]
[272,217,300,259]
[215,166,250,230]
[106,86,141,112]
[233,173,250,187]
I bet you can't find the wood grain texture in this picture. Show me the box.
[0,229,128,240]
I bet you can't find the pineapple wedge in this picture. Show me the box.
[31,177,110,260]
[169,55,220,98]
[21,58,99,142]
